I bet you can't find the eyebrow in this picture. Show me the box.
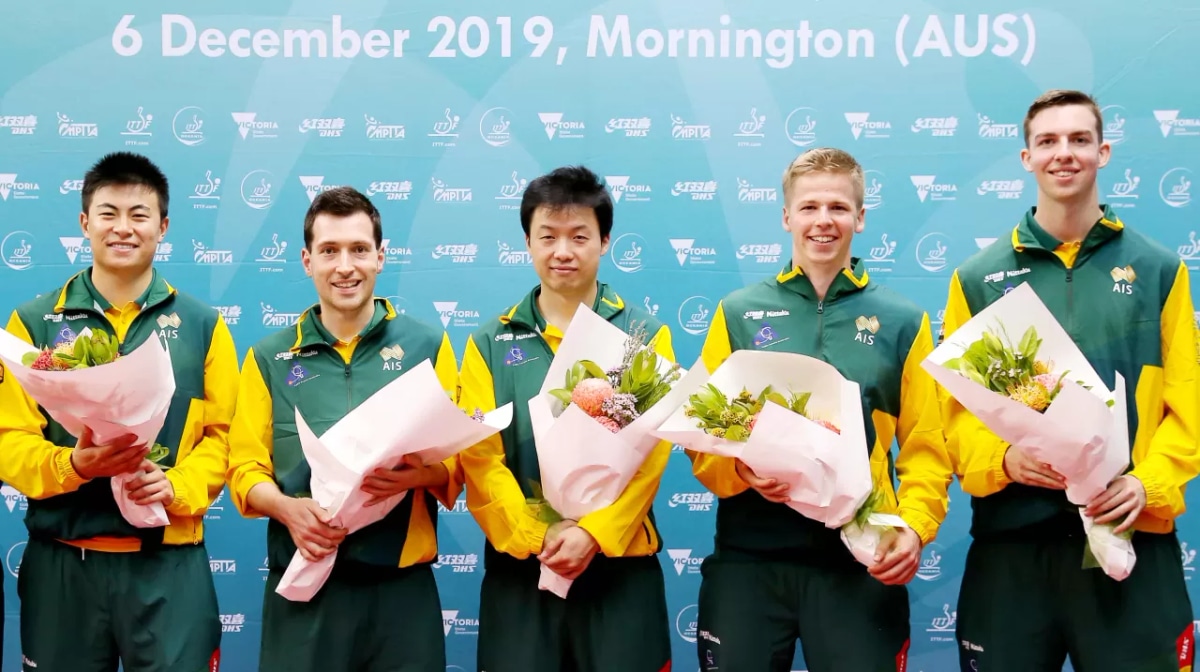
[95,202,152,211]
[535,223,590,233]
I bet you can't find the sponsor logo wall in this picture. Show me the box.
[1,2,1196,670]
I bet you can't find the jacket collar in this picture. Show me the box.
[1011,204,1124,261]
[775,257,870,303]
[291,297,396,352]
[55,267,174,313]
[501,282,625,331]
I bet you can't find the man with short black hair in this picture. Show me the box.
[457,165,674,672]
[0,151,238,671]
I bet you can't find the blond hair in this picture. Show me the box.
[781,147,865,208]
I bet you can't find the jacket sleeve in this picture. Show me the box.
[1128,262,1200,521]
[164,315,239,517]
[456,334,547,558]
[686,301,752,498]
[939,271,1013,497]
[427,331,463,509]
[0,311,89,498]
[893,313,954,545]
[225,348,277,518]
[577,324,675,557]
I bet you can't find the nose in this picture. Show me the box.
[815,205,835,225]
[336,250,354,272]
[111,214,134,235]
[551,238,573,260]
[1052,137,1075,162]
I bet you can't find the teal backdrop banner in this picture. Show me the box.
[1,1,1198,670]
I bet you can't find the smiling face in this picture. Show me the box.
[526,205,608,296]
[782,171,865,273]
[80,184,168,275]
[301,211,383,318]
[1021,103,1110,204]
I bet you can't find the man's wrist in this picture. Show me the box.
[69,451,90,480]
[422,462,449,488]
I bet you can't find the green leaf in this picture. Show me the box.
[791,391,812,414]
[549,389,572,406]
[1081,544,1100,570]
[146,443,170,465]
[581,360,607,380]
[724,425,748,442]
[21,351,38,367]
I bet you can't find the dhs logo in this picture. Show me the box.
[735,243,782,265]
[220,613,245,633]
[669,492,714,511]
[668,549,703,576]
[433,554,479,573]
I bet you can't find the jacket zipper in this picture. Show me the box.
[816,300,825,354]
[344,362,352,412]
[1065,267,1074,336]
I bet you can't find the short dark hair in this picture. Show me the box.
[519,166,613,239]
[81,152,169,217]
[303,186,383,249]
[1023,89,1104,146]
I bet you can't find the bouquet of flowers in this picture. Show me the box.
[22,328,122,369]
[684,384,840,439]
[653,349,908,567]
[923,282,1134,579]
[527,304,702,598]
[278,358,513,602]
[941,323,1113,414]
[0,325,176,528]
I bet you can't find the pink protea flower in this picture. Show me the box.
[1032,373,1061,394]
[595,416,622,433]
[571,378,615,417]
[815,418,841,435]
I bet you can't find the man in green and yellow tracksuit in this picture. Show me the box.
[456,166,673,672]
[944,90,1199,672]
[226,187,459,672]
[0,152,237,671]
[690,148,954,672]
